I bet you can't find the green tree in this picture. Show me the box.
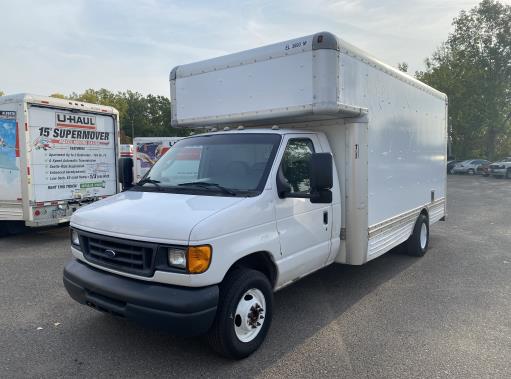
[417,0,511,160]
[67,89,188,141]
[50,93,66,99]
[397,62,408,73]
[0,90,4,96]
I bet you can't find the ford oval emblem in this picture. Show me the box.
[104,249,116,258]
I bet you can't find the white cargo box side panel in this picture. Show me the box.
[340,53,447,227]
[27,106,118,202]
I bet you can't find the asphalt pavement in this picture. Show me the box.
[1,175,510,378]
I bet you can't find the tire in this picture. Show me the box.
[467,169,475,175]
[506,168,511,179]
[207,268,273,359]
[0,221,8,237]
[405,214,429,257]
[7,221,28,235]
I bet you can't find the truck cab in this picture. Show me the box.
[64,128,336,356]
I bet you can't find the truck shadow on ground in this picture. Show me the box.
[77,244,419,376]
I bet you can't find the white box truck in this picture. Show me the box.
[0,94,120,234]
[120,144,133,158]
[133,137,182,182]
[63,32,447,358]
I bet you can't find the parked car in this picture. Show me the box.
[489,157,511,179]
[452,159,490,175]
[480,161,492,177]
[447,160,462,174]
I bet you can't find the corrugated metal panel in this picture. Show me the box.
[368,218,414,259]
[0,202,23,220]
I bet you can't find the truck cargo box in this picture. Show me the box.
[0,94,120,228]
[170,31,447,264]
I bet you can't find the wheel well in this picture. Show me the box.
[226,252,278,288]
[420,208,429,222]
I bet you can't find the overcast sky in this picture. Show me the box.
[1,0,509,97]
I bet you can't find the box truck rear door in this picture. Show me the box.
[27,106,117,202]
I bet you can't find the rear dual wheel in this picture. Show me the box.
[208,269,273,359]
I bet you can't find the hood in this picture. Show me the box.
[71,191,245,243]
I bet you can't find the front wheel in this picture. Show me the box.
[406,214,429,257]
[208,269,273,359]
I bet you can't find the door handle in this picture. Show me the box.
[323,210,328,225]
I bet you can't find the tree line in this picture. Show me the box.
[413,0,510,160]
[2,0,509,158]
[50,90,188,143]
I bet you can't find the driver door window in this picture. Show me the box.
[280,138,315,194]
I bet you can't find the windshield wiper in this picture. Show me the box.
[136,177,162,191]
[178,181,236,196]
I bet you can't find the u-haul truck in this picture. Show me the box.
[133,137,183,182]
[64,32,447,359]
[0,94,120,234]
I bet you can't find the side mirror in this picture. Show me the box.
[276,165,292,198]
[310,153,333,204]
[118,157,134,190]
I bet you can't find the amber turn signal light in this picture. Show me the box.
[187,245,212,274]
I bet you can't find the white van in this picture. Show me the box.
[63,32,447,358]
[0,94,119,234]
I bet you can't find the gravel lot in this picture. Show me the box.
[1,175,510,378]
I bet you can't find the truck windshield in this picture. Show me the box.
[133,133,281,196]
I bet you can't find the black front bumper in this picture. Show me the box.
[63,260,219,336]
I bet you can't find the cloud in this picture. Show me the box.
[1,0,510,96]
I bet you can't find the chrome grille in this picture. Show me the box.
[79,231,157,277]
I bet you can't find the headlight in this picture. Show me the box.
[168,248,187,269]
[167,245,212,273]
[71,230,80,246]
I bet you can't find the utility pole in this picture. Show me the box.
[448,116,453,159]
[131,117,135,144]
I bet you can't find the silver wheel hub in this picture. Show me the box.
[234,288,266,343]
[420,223,428,249]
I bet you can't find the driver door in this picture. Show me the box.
[274,134,333,283]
